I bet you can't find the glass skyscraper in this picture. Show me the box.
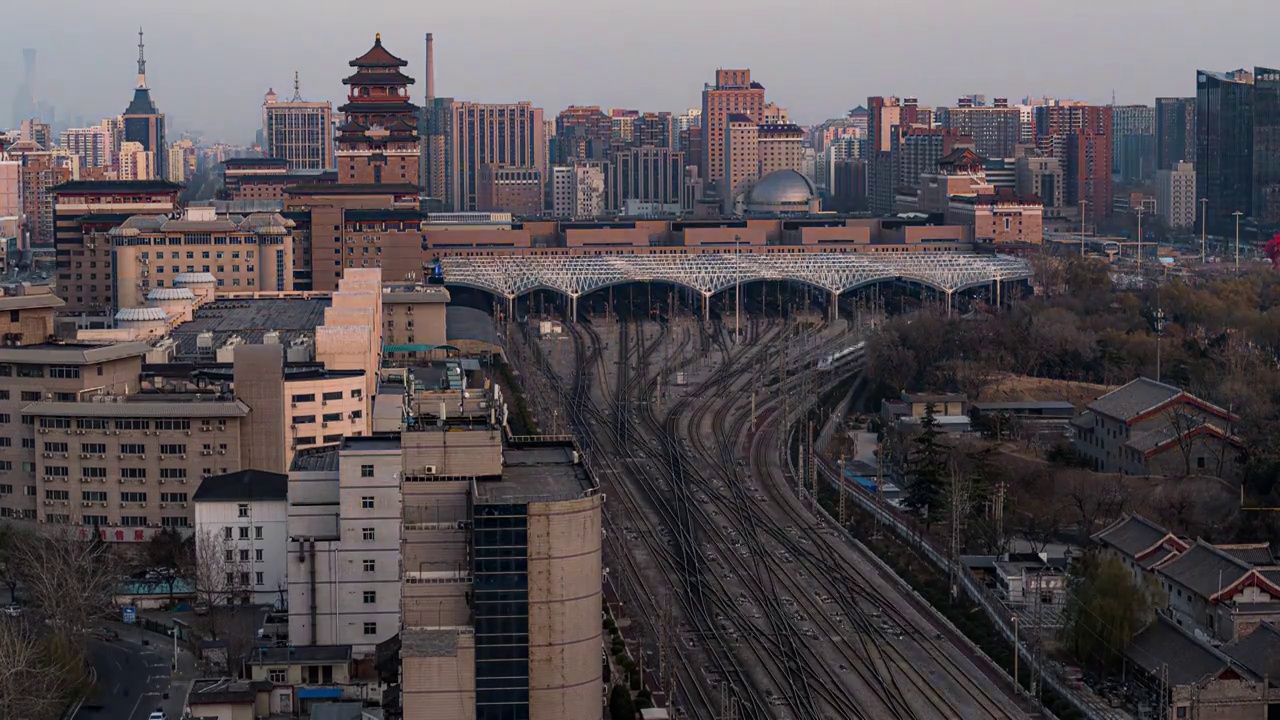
[1196,70,1254,232]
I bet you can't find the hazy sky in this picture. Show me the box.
[6,0,1280,142]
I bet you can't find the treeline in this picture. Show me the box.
[866,256,1280,500]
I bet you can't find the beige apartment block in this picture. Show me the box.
[26,398,247,540]
[381,285,448,361]
[401,628,476,720]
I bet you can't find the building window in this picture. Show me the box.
[255,549,264,562]
[239,527,250,540]
[363,591,376,604]
[224,549,234,563]
[360,464,374,478]
[363,622,377,636]
[362,559,375,573]
[361,496,374,510]
[239,549,250,562]
[361,527,375,541]
[224,527,233,540]
[269,670,286,683]
[238,503,249,518]
[255,526,263,539]
[255,572,264,586]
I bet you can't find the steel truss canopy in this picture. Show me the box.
[438,252,1033,299]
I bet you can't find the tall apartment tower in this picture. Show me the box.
[866,97,903,215]
[936,102,1021,159]
[1196,69,1255,231]
[1155,97,1196,171]
[262,76,335,171]
[1036,104,1114,220]
[335,35,420,186]
[1111,105,1156,184]
[701,69,765,191]
[555,106,613,164]
[1157,161,1197,229]
[121,29,167,180]
[60,126,113,168]
[444,102,545,211]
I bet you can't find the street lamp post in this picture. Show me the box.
[1135,205,1145,272]
[1078,200,1089,256]
[1012,615,1020,692]
[1233,211,1244,274]
[1200,198,1208,263]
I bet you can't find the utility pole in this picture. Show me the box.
[1135,205,1145,272]
[874,441,884,539]
[838,455,846,526]
[1233,210,1244,274]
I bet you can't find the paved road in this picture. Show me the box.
[75,622,193,720]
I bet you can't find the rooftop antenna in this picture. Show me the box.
[291,71,302,102]
[136,27,148,89]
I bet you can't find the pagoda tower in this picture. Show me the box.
[336,34,420,186]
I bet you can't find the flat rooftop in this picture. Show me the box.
[171,297,331,357]
[0,341,150,365]
[476,445,593,504]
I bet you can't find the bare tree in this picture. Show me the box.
[0,619,87,720]
[1164,408,1203,477]
[1063,472,1131,537]
[15,528,123,640]
[186,528,245,643]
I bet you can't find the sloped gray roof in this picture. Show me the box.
[445,306,498,346]
[1126,616,1249,687]
[1215,544,1276,567]
[1087,377,1182,422]
[1092,514,1171,557]
[1156,540,1252,599]
[1223,622,1280,681]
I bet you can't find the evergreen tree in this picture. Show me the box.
[905,402,948,524]
[608,683,637,720]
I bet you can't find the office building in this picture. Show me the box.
[701,69,766,188]
[220,157,336,203]
[263,80,336,171]
[1253,67,1280,226]
[948,191,1044,245]
[444,102,545,212]
[867,97,934,215]
[1112,105,1156,184]
[613,147,685,215]
[81,205,296,311]
[121,30,167,180]
[757,123,804,177]
[937,102,1021,159]
[192,470,290,606]
[723,115,759,208]
[336,35,420,187]
[60,126,113,169]
[1157,161,1197,229]
[895,128,973,192]
[1196,70,1255,230]
[477,166,544,216]
[1036,105,1114,220]
[1156,97,1196,170]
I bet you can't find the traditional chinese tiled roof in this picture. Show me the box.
[349,35,408,68]
[343,70,415,86]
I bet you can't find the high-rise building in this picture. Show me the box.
[1036,104,1114,220]
[894,127,973,191]
[723,114,759,208]
[1157,161,1197,229]
[444,102,545,212]
[121,29,167,180]
[60,126,113,168]
[613,147,685,215]
[262,78,335,171]
[610,109,638,144]
[937,103,1020,159]
[10,48,38,128]
[1155,97,1196,170]
[20,119,52,150]
[866,97,904,215]
[701,69,766,189]
[1196,69,1255,230]
[335,35,420,187]
[118,141,154,181]
[1016,155,1065,210]
[757,123,804,178]
[555,106,613,164]
[630,112,674,150]
[1112,105,1156,184]
[1252,67,1280,226]
[166,139,197,184]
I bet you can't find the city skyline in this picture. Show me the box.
[6,0,1280,140]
